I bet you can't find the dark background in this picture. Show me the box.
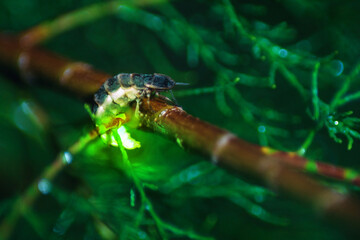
[0,0,360,239]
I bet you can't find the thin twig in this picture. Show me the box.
[0,129,99,239]
[1,34,360,232]
[19,0,168,48]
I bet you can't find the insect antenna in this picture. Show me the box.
[175,82,189,86]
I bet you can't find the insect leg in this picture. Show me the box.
[133,90,145,119]
[168,90,179,106]
[135,98,141,119]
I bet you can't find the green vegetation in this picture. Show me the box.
[0,0,360,239]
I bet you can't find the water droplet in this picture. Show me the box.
[138,231,147,239]
[21,101,32,115]
[250,206,263,216]
[38,179,51,195]
[278,49,288,58]
[330,60,344,77]
[298,148,306,156]
[187,168,201,183]
[145,203,151,211]
[62,151,72,165]
[258,125,266,133]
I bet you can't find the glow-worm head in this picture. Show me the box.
[144,73,175,91]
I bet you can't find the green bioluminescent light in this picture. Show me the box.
[101,126,141,150]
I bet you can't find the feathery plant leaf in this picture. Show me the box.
[1,0,360,239]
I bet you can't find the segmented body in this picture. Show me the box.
[91,73,175,131]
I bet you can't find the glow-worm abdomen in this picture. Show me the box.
[90,73,175,129]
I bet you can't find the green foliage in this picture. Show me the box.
[1,0,360,239]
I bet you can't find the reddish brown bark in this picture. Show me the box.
[1,33,360,231]
[0,34,109,95]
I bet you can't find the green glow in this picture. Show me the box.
[305,161,317,173]
[115,113,127,120]
[176,137,184,148]
[117,126,141,149]
[101,126,141,150]
[344,169,358,181]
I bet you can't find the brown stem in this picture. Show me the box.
[139,98,360,229]
[1,34,360,232]
[0,34,109,96]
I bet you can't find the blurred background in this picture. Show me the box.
[1,0,360,239]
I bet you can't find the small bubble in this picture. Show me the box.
[334,121,339,125]
[187,169,201,182]
[278,49,288,58]
[330,60,344,77]
[138,231,147,239]
[250,206,263,216]
[62,151,72,165]
[145,203,151,211]
[38,179,51,195]
[20,101,32,115]
[258,125,266,133]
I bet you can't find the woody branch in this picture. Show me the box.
[0,34,360,231]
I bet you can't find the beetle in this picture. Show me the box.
[89,73,177,132]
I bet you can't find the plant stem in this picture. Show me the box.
[112,129,168,240]
[311,62,321,120]
[1,34,360,232]
[0,130,98,240]
[330,62,360,110]
[19,0,168,47]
